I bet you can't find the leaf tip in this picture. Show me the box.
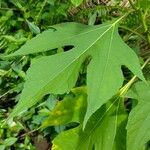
[82,110,91,130]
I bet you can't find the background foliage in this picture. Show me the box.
[0,0,150,150]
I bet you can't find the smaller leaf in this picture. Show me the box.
[52,96,127,150]
[26,20,40,34]
[88,12,97,25]
[42,87,87,127]
[0,145,5,150]
[52,127,80,150]
[0,69,7,76]
[3,137,17,147]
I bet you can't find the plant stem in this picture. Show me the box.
[119,57,150,96]
[35,0,47,24]
[120,0,150,96]
[19,127,40,138]
[120,25,146,41]
[128,0,150,43]
[0,90,12,99]
[139,10,150,44]
[139,11,148,33]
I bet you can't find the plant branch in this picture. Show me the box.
[0,7,17,10]
[137,3,150,43]
[35,0,47,24]
[19,127,40,138]
[119,0,150,96]
[128,0,150,43]
[119,57,150,96]
[120,25,146,41]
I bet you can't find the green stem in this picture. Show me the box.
[35,0,47,24]
[120,25,146,41]
[139,11,147,33]
[128,0,150,43]
[0,89,13,99]
[19,127,41,138]
[119,57,150,96]
[138,5,150,44]
[0,7,17,10]
[140,13,150,43]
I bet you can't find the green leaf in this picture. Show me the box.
[0,145,5,150]
[0,69,7,76]
[71,0,84,7]
[26,20,40,34]
[8,18,144,126]
[52,97,127,150]
[127,81,150,150]
[88,12,97,25]
[3,137,17,147]
[42,87,87,127]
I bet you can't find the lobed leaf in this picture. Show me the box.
[42,87,87,127]
[8,18,144,127]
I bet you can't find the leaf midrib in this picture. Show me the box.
[97,25,115,93]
